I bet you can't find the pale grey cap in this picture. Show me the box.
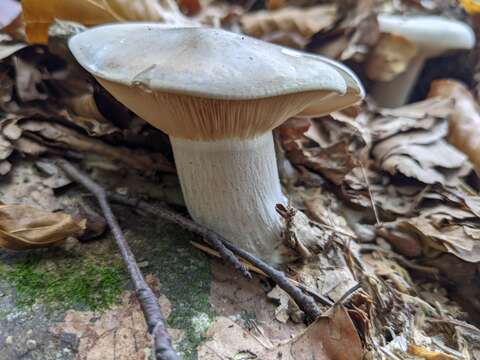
[378,15,475,53]
[68,23,360,101]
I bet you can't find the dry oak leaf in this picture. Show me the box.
[22,0,195,44]
[369,98,471,185]
[408,344,457,360]
[0,203,85,250]
[366,33,417,81]
[241,4,337,41]
[51,281,181,360]
[198,305,362,359]
[428,79,480,176]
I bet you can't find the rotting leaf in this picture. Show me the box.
[51,277,183,360]
[241,5,337,48]
[369,98,472,185]
[22,0,197,44]
[290,306,362,360]
[428,79,480,176]
[0,203,85,250]
[18,119,175,173]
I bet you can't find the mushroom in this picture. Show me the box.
[69,24,364,265]
[371,15,475,108]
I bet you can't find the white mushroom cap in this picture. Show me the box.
[69,24,364,140]
[378,15,475,54]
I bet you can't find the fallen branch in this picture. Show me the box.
[107,192,252,280]
[108,191,323,320]
[56,159,179,360]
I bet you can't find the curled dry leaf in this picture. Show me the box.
[22,0,196,44]
[241,5,337,48]
[18,119,175,173]
[427,79,480,176]
[311,0,379,62]
[52,278,182,360]
[279,115,368,185]
[366,33,417,81]
[65,93,120,136]
[0,203,85,250]
[369,98,472,185]
[198,306,361,359]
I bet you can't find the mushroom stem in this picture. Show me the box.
[371,54,426,108]
[170,132,287,265]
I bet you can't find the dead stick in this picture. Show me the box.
[108,193,323,320]
[107,193,252,280]
[56,159,179,360]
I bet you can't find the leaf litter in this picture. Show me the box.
[1,0,480,359]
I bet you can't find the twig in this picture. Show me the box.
[335,283,361,306]
[190,240,334,307]
[108,193,322,320]
[56,159,179,360]
[107,193,252,280]
[360,162,381,226]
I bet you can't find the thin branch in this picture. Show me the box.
[108,192,323,320]
[360,162,381,226]
[107,193,252,280]
[56,159,179,360]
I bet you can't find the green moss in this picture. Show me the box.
[5,254,124,312]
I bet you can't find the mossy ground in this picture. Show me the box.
[2,254,124,312]
[132,216,214,359]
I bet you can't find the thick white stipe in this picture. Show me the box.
[171,132,286,264]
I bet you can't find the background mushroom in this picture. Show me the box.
[371,15,475,108]
[69,24,364,265]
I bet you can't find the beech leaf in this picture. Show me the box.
[0,203,85,250]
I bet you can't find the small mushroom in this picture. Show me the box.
[69,24,363,265]
[371,15,475,108]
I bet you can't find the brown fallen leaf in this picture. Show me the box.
[0,202,85,250]
[279,115,368,185]
[366,33,417,81]
[18,119,175,173]
[290,306,362,360]
[22,0,196,44]
[51,276,182,360]
[241,5,337,47]
[408,344,457,360]
[428,79,480,176]
[311,0,379,62]
[198,305,362,360]
[369,98,472,185]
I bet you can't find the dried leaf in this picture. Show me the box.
[279,115,367,185]
[312,0,379,62]
[408,344,457,360]
[0,203,84,250]
[366,33,417,81]
[19,119,175,173]
[290,306,362,360]
[22,0,196,44]
[241,5,337,47]
[198,306,361,360]
[369,98,472,185]
[0,35,27,61]
[428,79,480,176]
[65,94,120,136]
[52,279,182,360]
